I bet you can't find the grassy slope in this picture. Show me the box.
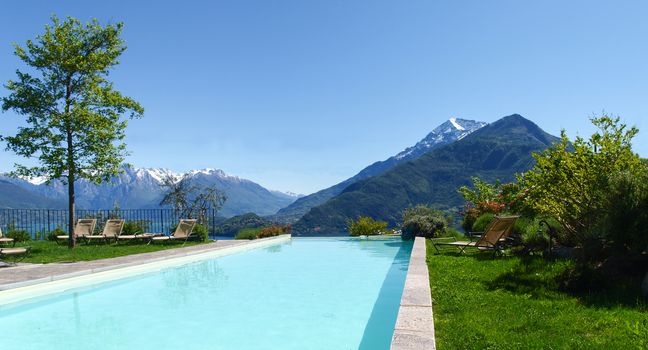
[11,240,207,264]
[426,240,648,349]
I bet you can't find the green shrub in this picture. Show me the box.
[402,215,447,240]
[258,225,291,238]
[48,227,66,241]
[235,228,263,240]
[7,228,31,242]
[441,227,464,240]
[347,216,388,236]
[192,223,209,242]
[122,221,148,235]
[601,169,648,255]
[472,213,495,233]
[461,206,479,233]
[401,205,449,240]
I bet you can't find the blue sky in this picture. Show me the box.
[1,0,647,194]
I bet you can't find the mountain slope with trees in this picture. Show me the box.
[293,114,558,234]
[272,118,486,222]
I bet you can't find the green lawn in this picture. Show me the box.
[427,240,648,349]
[7,240,208,264]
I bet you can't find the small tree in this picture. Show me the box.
[518,116,642,241]
[347,216,388,236]
[159,174,227,224]
[1,16,143,247]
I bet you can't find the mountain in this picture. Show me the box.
[212,213,274,236]
[0,179,66,209]
[292,114,558,234]
[1,167,300,217]
[272,118,487,222]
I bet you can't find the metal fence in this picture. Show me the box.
[0,209,222,240]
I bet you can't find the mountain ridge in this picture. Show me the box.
[292,114,558,234]
[271,117,487,222]
[0,167,301,216]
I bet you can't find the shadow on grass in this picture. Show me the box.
[431,248,648,310]
[485,255,648,310]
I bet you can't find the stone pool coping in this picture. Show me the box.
[391,236,436,349]
[0,235,290,304]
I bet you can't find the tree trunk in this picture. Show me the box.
[67,169,75,248]
[67,131,76,248]
[65,76,76,248]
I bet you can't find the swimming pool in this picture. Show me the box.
[0,238,412,349]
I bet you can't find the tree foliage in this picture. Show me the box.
[159,174,227,224]
[1,16,144,247]
[401,204,448,239]
[347,216,388,236]
[518,116,642,239]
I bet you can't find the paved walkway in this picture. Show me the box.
[0,240,252,290]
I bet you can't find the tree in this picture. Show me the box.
[347,216,388,236]
[159,174,227,224]
[518,116,642,241]
[1,16,143,247]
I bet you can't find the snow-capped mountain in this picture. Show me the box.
[394,118,487,161]
[1,167,301,217]
[273,117,487,222]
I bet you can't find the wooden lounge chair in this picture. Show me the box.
[56,219,97,244]
[85,219,124,244]
[0,226,15,246]
[432,215,519,257]
[116,223,155,243]
[150,219,197,245]
[0,246,31,266]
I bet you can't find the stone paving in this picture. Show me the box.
[391,236,436,350]
[0,239,250,290]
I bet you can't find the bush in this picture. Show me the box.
[347,216,388,237]
[235,227,263,240]
[600,169,648,255]
[6,228,31,242]
[472,213,495,233]
[517,218,553,253]
[258,225,291,239]
[122,220,148,235]
[441,227,464,240]
[461,206,479,233]
[402,215,447,240]
[401,205,449,240]
[48,227,66,241]
[192,223,209,242]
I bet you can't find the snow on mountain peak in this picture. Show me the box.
[135,168,182,183]
[394,117,487,160]
[25,176,49,185]
[449,117,465,131]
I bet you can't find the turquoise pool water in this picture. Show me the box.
[0,238,412,349]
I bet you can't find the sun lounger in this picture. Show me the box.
[56,219,97,244]
[432,215,519,257]
[84,219,124,244]
[0,246,31,266]
[150,219,197,245]
[0,226,15,246]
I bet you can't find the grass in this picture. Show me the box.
[7,240,208,264]
[427,240,648,349]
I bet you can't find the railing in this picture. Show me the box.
[0,209,222,240]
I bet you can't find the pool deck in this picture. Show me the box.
[0,237,282,291]
[391,236,436,350]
